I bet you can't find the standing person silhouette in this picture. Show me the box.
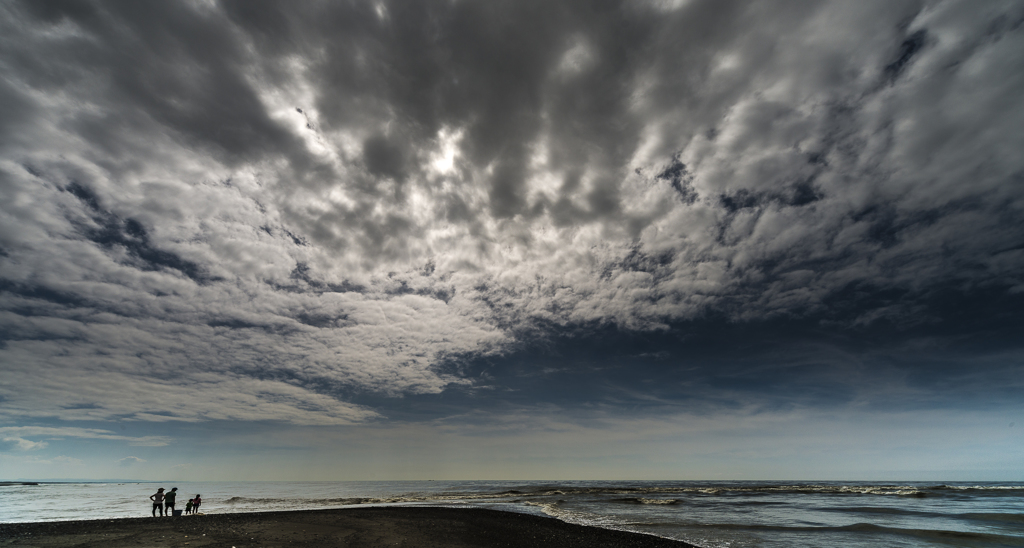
[192,494,202,514]
[164,487,178,516]
[149,488,165,517]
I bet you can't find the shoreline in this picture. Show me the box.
[0,506,699,547]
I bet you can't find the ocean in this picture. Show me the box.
[1,480,1022,547]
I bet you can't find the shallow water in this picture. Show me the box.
[2,480,1022,547]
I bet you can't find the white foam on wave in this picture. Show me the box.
[637,498,679,505]
[939,485,1024,491]
[480,484,950,498]
[523,501,635,530]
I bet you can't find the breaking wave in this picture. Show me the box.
[3,479,1022,547]
[614,497,680,505]
[214,483,1024,511]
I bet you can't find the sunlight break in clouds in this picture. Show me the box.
[0,0,1022,450]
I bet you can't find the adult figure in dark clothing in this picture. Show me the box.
[150,488,165,517]
[164,487,178,516]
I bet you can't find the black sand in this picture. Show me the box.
[0,506,699,547]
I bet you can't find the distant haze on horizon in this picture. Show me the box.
[1,0,1022,482]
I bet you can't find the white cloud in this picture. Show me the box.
[0,427,170,447]
[0,437,48,451]
[118,456,146,466]
[0,0,1021,427]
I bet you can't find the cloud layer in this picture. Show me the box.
[1,0,1022,426]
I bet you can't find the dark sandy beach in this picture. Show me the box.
[0,506,698,548]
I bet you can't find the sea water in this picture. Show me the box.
[1,480,1022,547]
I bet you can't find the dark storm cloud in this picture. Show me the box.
[10,0,319,171]
[64,182,214,284]
[0,0,1022,426]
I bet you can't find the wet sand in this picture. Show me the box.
[0,506,698,547]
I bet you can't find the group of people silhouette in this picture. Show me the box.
[149,487,202,517]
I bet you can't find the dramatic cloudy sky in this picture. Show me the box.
[1,0,1022,481]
